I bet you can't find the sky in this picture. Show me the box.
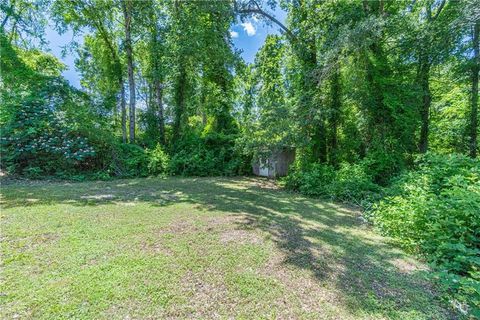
[231,6,287,63]
[45,26,81,88]
[44,7,287,89]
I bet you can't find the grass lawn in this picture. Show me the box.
[1,177,455,319]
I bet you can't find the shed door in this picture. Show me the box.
[259,159,269,177]
[259,166,268,177]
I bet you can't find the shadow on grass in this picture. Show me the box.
[1,177,456,318]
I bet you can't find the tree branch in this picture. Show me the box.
[235,1,296,42]
[432,0,447,20]
[0,1,15,29]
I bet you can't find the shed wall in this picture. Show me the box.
[274,149,295,176]
[252,149,295,178]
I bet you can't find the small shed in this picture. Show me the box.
[252,148,295,178]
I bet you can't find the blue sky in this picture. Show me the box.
[45,26,82,88]
[45,7,287,89]
[231,7,287,63]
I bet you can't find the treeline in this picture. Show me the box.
[242,3,479,315]
[0,0,479,316]
[243,0,478,174]
[245,2,479,315]
[2,0,251,177]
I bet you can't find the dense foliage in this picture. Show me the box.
[285,161,381,206]
[0,32,104,178]
[1,0,479,316]
[168,131,250,176]
[372,154,480,316]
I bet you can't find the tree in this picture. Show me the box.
[52,0,128,142]
[413,0,450,153]
[470,21,479,158]
[243,35,292,155]
[121,0,136,143]
[0,0,50,47]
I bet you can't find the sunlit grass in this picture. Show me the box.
[1,177,454,319]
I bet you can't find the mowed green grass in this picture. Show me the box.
[1,177,455,319]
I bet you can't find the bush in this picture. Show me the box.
[326,163,382,206]
[372,154,480,315]
[168,131,250,176]
[0,33,120,180]
[284,161,381,205]
[110,144,149,177]
[147,144,169,176]
[361,148,405,185]
[22,166,44,179]
[0,97,96,177]
[284,162,335,196]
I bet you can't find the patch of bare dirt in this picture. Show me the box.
[246,178,281,190]
[256,245,347,316]
[140,215,264,256]
[165,220,196,234]
[4,232,60,252]
[171,270,232,319]
[201,215,265,245]
[80,194,116,200]
[140,240,174,256]
[219,229,263,245]
[390,257,429,274]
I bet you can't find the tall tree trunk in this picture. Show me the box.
[200,82,207,126]
[470,22,479,158]
[1,2,14,30]
[113,92,118,127]
[415,1,445,154]
[364,42,389,146]
[301,44,327,163]
[155,78,165,145]
[173,64,186,141]
[89,16,126,142]
[418,53,431,154]
[122,0,136,143]
[150,19,165,146]
[120,78,127,143]
[362,1,391,149]
[329,64,341,165]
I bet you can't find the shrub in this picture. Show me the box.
[360,148,404,185]
[89,171,112,181]
[284,162,335,196]
[168,131,249,176]
[372,154,480,315]
[110,143,149,177]
[326,163,382,206]
[22,166,44,179]
[0,33,120,180]
[284,161,380,205]
[147,144,170,175]
[0,97,96,177]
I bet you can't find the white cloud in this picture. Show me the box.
[241,21,256,36]
[230,30,239,38]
